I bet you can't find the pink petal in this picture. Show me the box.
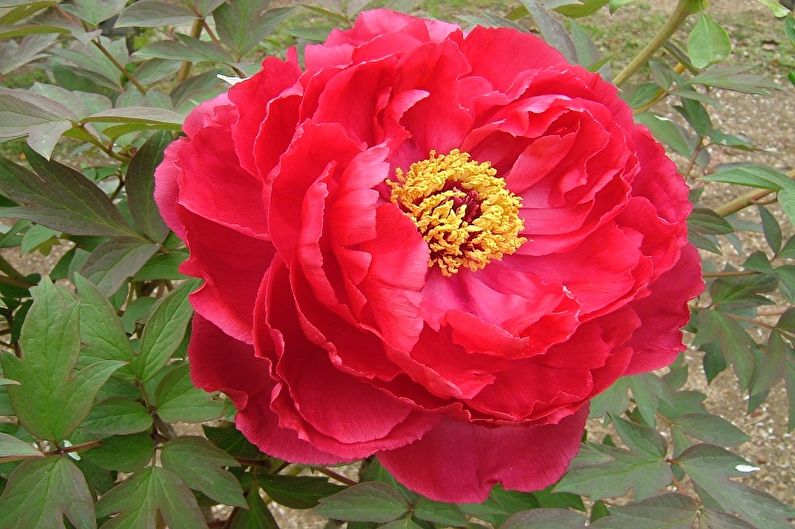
[377,406,589,503]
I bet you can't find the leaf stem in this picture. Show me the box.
[55,439,102,454]
[702,270,758,278]
[714,189,775,217]
[632,63,688,115]
[613,0,697,87]
[178,19,204,82]
[713,169,794,217]
[313,466,357,486]
[76,123,130,162]
[91,38,148,95]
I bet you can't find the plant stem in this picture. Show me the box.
[57,440,102,454]
[632,63,688,115]
[76,124,130,162]
[314,467,357,486]
[703,270,758,278]
[613,0,697,87]
[91,39,148,95]
[714,169,795,217]
[178,20,203,82]
[714,189,775,217]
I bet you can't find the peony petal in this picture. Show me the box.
[377,406,588,503]
[228,55,301,176]
[623,245,703,374]
[153,140,186,239]
[188,314,345,464]
[175,113,269,238]
[255,261,438,458]
[180,212,275,344]
[462,27,566,92]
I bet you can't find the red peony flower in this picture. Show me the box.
[155,9,703,503]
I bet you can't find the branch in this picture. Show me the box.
[91,39,147,95]
[614,0,697,87]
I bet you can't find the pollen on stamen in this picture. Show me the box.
[387,149,526,276]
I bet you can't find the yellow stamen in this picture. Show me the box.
[388,149,526,276]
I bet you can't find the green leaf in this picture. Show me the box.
[501,509,588,529]
[676,444,795,529]
[668,414,749,447]
[380,518,424,529]
[590,378,630,418]
[554,0,609,17]
[81,433,154,473]
[705,164,793,191]
[693,310,756,389]
[635,113,693,157]
[755,0,790,17]
[133,281,195,381]
[785,358,795,431]
[0,278,124,441]
[81,397,152,436]
[628,374,669,427]
[461,486,540,527]
[593,493,698,529]
[82,107,184,128]
[0,457,96,529]
[701,510,757,529]
[115,0,197,28]
[126,131,171,242]
[60,0,126,26]
[0,23,70,40]
[611,416,667,458]
[758,206,782,254]
[20,224,58,254]
[96,466,208,529]
[133,251,188,281]
[161,436,246,508]
[0,34,56,75]
[520,0,577,62]
[154,363,224,423]
[687,66,780,95]
[49,36,128,90]
[786,15,795,44]
[0,432,40,459]
[203,423,266,460]
[555,442,671,501]
[568,21,603,70]
[413,498,468,526]
[313,482,409,523]
[0,148,137,237]
[258,474,344,509]
[678,98,712,137]
[688,14,732,69]
[74,274,134,370]
[591,501,611,523]
[135,34,232,63]
[709,273,778,311]
[80,238,160,296]
[227,490,279,529]
[0,87,75,159]
[215,3,295,56]
[750,331,789,397]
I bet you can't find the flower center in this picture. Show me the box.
[388,150,526,276]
